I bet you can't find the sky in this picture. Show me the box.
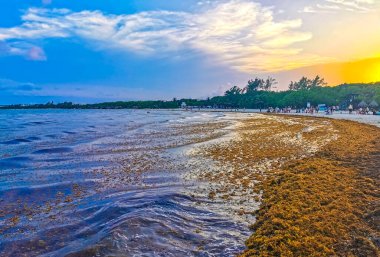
[0,0,380,104]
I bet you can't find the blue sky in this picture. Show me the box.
[0,0,379,104]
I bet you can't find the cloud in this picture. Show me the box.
[0,41,47,61]
[42,0,52,5]
[27,46,47,60]
[0,1,331,72]
[0,79,42,92]
[0,81,174,101]
[302,0,377,13]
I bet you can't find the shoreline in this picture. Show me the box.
[194,114,380,256]
[2,108,379,128]
[185,109,380,128]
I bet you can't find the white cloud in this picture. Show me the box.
[302,0,377,13]
[0,0,332,72]
[301,6,318,13]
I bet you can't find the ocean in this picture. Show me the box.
[0,109,250,256]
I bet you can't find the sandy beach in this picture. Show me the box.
[185,113,380,256]
[190,108,380,128]
[283,111,380,128]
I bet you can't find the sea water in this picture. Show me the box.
[0,109,250,257]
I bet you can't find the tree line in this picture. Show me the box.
[216,76,379,109]
[1,77,379,110]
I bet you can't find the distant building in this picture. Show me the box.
[181,102,187,108]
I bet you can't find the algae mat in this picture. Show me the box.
[189,114,379,256]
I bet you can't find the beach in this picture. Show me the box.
[283,111,380,128]
[190,108,380,128]
[0,110,379,256]
[185,113,380,256]
[172,111,380,256]
[205,116,380,256]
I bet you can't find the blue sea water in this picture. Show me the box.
[0,109,250,257]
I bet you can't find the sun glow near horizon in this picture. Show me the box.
[274,56,380,89]
[0,0,380,102]
[370,62,380,83]
[335,58,380,85]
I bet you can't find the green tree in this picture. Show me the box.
[289,76,326,91]
[289,76,309,91]
[245,78,264,94]
[224,86,243,96]
[261,77,277,91]
[309,75,327,89]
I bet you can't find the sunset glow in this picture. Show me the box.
[321,58,380,85]
[1,0,380,102]
[369,61,380,83]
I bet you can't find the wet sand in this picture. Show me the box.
[188,114,379,256]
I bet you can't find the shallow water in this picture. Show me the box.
[0,109,250,256]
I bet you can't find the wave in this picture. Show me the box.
[1,186,249,257]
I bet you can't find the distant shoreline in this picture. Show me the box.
[2,107,378,128]
[1,82,379,112]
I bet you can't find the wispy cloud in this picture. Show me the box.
[0,41,47,61]
[42,0,52,5]
[0,78,153,100]
[0,79,41,92]
[301,0,377,13]
[27,46,47,60]
[0,0,332,72]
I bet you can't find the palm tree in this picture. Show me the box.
[224,86,243,96]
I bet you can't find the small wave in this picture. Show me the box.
[0,160,25,169]
[35,158,68,163]
[45,134,58,139]
[0,139,31,145]
[0,156,31,169]
[1,189,249,257]
[5,156,32,162]
[63,131,77,135]
[23,121,52,126]
[32,147,73,154]
[27,136,41,141]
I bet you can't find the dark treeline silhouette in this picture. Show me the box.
[215,77,379,109]
[1,77,380,110]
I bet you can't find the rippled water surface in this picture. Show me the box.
[0,109,250,256]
